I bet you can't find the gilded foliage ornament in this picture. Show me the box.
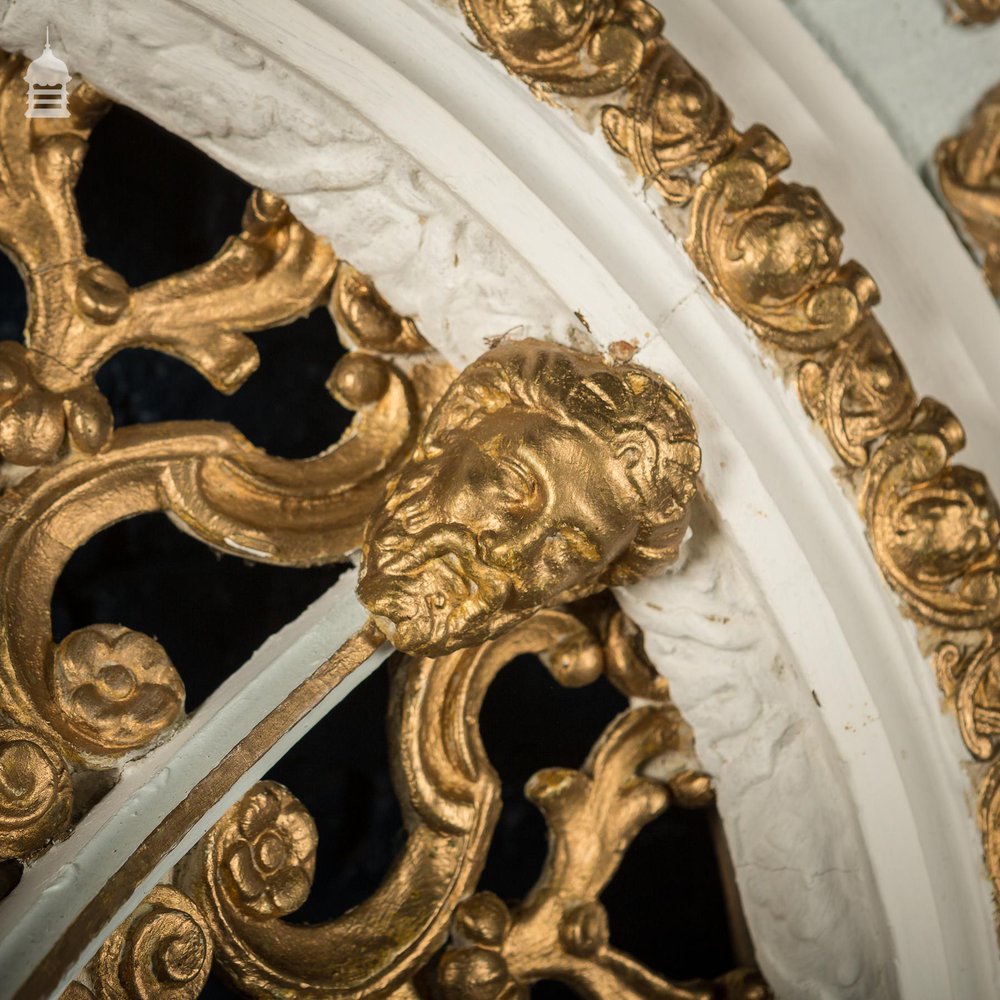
[937,84,1000,295]
[602,39,736,205]
[0,46,450,862]
[798,318,917,467]
[454,0,1000,937]
[860,399,1000,630]
[182,603,764,999]
[951,635,1000,760]
[686,126,879,353]
[439,705,766,999]
[459,0,662,96]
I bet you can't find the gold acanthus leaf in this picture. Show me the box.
[686,126,879,353]
[602,38,736,205]
[798,317,917,467]
[860,399,1000,630]
[459,0,663,97]
[937,84,1000,295]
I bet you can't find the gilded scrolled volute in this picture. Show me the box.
[938,84,1000,296]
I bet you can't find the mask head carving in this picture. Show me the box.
[358,339,701,656]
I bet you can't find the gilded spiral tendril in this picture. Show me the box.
[90,885,213,1000]
[0,726,72,859]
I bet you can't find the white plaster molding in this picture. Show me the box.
[0,0,997,997]
[619,502,891,998]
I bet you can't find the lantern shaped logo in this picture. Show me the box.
[24,28,70,119]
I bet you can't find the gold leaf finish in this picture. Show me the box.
[0,726,72,859]
[602,39,735,204]
[88,885,213,1000]
[455,0,1000,936]
[358,339,701,656]
[0,46,451,858]
[184,603,764,998]
[861,399,1000,630]
[798,318,917,467]
[938,84,1000,295]
[51,625,184,754]
[459,0,662,96]
[949,0,1000,24]
[439,705,766,999]
[687,127,879,353]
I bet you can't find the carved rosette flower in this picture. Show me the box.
[861,400,1000,629]
[459,0,662,97]
[0,341,112,467]
[937,84,1000,294]
[0,726,72,859]
[687,126,878,353]
[602,39,736,204]
[50,625,184,754]
[798,317,917,466]
[220,781,317,919]
[91,885,213,1000]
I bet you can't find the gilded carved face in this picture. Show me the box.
[358,340,700,656]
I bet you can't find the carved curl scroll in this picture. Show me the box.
[184,610,608,997]
[686,126,878,353]
[602,39,736,205]
[861,399,1000,630]
[798,317,917,467]
[0,726,72,859]
[459,0,662,97]
[88,885,213,1000]
[937,84,1000,295]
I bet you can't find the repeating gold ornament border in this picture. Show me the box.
[454,0,1000,920]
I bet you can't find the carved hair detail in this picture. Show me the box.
[415,339,701,585]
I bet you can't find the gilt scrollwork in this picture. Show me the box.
[439,705,765,1000]
[797,317,917,467]
[0,47,453,860]
[454,0,1000,930]
[459,0,662,97]
[948,0,1000,25]
[860,399,1000,630]
[686,126,879,353]
[183,602,765,998]
[937,84,1000,295]
[602,39,736,205]
[0,726,73,859]
[62,885,214,1000]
